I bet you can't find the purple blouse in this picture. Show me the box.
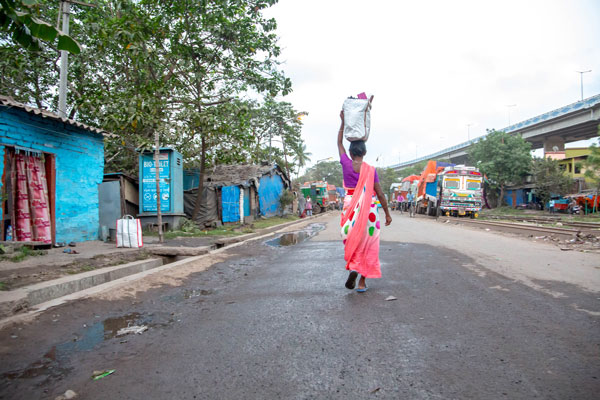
[340,153,379,189]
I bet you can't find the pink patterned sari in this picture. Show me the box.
[11,152,52,243]
[340,162,381,278]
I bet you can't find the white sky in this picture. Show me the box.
[264,0,600,168]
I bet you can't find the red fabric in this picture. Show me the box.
[340,162,376,264]
[12,153,52,243]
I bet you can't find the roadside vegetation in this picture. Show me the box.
[144,215,300,240]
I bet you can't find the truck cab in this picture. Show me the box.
[437,165,483,217]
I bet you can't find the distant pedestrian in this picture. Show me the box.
[407,190,415,217]
[305,197,313,216]
[397,194,405,214]
[298,194,306,217]
[549,199,555,214]
[337,110,392,293]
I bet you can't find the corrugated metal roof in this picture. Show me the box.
[0,95,106,135]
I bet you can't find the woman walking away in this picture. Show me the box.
[337,111,392,292]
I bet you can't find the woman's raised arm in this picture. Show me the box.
[337,110,346,158]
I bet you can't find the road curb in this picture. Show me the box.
[0,212,333,328]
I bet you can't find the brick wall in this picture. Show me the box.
[0,107,104,243]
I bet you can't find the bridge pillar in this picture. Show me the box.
[543,136,565,153]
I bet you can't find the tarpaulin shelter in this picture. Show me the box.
[184,164,290,226]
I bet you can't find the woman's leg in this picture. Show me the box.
[357,275,367,290]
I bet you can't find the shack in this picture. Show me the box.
[184,164,290,226]
[0,95,105,244]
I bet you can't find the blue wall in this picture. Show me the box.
[259,174,284,217]
[0,107,104,242]
[222,185,240,223]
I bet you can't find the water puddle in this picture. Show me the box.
[2,312,167,383]
[265,223,325,247]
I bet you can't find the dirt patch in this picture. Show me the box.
[0,250,152,290]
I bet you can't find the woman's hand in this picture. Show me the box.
[385,214,392,226]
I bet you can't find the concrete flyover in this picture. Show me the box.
[391,94,600,171]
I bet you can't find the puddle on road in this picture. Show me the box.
[2,312,169,384]
[265,223,326,247]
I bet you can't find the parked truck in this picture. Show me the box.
[436,165,483,217]
[300,181,334,214]
[416,161,455,216]
[415,161,483,217]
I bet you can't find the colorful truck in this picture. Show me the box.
[415,161,455,216]
[415,161,483,217]
[436,165,483,217]
[300,181,334,214]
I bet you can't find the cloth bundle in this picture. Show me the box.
[342,93,373,142]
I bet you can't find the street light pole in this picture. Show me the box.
[466,124,472,141]
[506,104,516,126]
[576,70,592,101]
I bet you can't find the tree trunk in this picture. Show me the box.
[498,185,505,207]
[191,135,207,221]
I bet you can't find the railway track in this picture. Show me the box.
[438,217,599,241]
[484,215,600,230]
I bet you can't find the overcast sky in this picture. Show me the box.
[264,0,600,169]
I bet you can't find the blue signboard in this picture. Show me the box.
[141,153,170,212]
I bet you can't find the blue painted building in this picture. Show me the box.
[0,95,105,243]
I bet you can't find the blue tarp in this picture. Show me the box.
[259,174,284,217]
[222,185,240,223]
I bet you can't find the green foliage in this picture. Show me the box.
[278,189,294,215]
[583,130,600,212]
[1,0,304,179]
[397,160,428,178]
[0,0,81,54]
[376,167,401,195]
[0,246,44,262]
[531,157,573,206]
[298,161,343,187]
[469,130,532,206]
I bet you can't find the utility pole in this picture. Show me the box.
[154,131,164,243]
[58,1,70,118]
[506,104,516,126]
[57,0,95,118]
[576,70,591,101]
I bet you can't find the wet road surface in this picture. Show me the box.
[0,220,598,399]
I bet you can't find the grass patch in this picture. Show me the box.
[0,281,8,291]
[480,207,527,216]
[80,265,96,272]
[252,215,299,230]
[0,246,45,263]
[144,215,299,239]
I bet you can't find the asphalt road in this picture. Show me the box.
[1,214,598,399]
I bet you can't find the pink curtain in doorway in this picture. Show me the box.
[11,153,52,243]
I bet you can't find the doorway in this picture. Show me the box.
[1,147,55,244]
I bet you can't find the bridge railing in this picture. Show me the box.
[390,94,600,170]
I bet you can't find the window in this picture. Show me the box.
[467,181,481,190]
[444,180,459,189]
[574,164,581,174]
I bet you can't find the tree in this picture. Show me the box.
[583,130,600,213]
[397,160,428,178]
[376,167,402,197]
[531,157,573,208]
[299,161,343,188]
[0,0,81,54]
[469,130,532,206]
